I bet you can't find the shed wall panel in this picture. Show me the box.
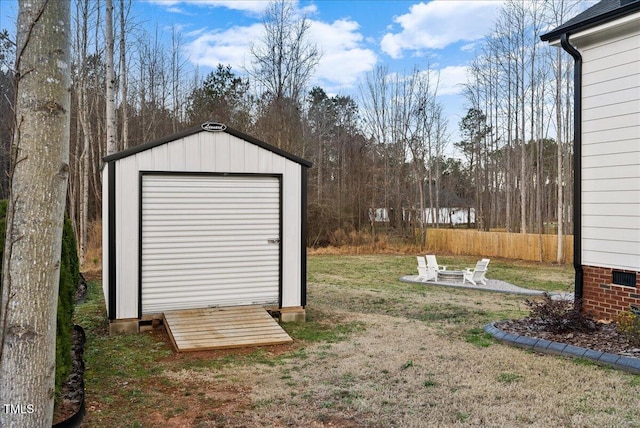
[282,161,302,308]
[214,134,231,171]
[116,156,141,319]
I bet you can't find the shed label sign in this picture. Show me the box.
[201,122,227,132]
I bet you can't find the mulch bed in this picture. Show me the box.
[53,325,85,426]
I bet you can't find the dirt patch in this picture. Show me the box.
[148,324,298,361]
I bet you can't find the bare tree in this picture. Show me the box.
[306,87,334,204]
[105,0,117,155]
[0,0,71,425]
[0,31,16,199]
[119,0,130,148]
[73,0,96,266]
[131,25,177,144]
[360,65,393,227]
[456,0,590,239]
[408,68,444,242]
[250,0,319,102]
[545,0,580,262]
[250,0,320,152]
[360,65,415,232]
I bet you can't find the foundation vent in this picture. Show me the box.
[612,270,636,287]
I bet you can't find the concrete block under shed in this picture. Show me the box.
[279,306,306,323]
[109,318,139,334]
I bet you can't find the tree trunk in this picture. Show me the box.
[105,0,117,155]
[76,0,91,267]
[120,0,129,149]
[0,0,71,426]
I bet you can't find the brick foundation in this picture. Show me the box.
[582,265,640,320]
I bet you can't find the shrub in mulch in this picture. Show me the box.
[615,310,640,347]
[524,293,597,334]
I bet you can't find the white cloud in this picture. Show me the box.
[146,0,270,14]
[381,1,503,59]
[183,16,377,93]
[433,65,468,96]
[183,23,263,71]
[308,19,378,90]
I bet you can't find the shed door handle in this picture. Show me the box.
[267,238,280,245]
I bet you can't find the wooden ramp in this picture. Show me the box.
[163,306,293,352]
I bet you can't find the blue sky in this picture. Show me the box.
[141,0,504,96]
[0,1,590,146]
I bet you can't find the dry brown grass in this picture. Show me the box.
[228,313,639,427]
[312,228,574,265]
[83,220,102,273]
[77,222,636,426]
[134,255,639,427]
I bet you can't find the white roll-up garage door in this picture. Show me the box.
[141,174,281,314]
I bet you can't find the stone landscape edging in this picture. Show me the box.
[484,322,640,375]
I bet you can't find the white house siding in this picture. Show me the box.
[425,208,475,226]
[108,131,304,319]
[576,18,640,272]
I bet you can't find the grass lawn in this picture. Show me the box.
[76,255,640,427]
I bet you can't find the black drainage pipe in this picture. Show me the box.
[560,32,583,308]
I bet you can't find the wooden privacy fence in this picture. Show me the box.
[423,229,574,264]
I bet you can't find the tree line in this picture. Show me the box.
[0,0,586,262]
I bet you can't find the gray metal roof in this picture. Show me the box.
[541,0,640,41]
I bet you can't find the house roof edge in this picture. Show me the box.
[541,0,640,42]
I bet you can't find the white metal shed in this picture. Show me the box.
[102,122,312,332]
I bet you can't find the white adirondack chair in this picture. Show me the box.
[463,258,490,286]
[417,256,437,281]
[425,255,447,273]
